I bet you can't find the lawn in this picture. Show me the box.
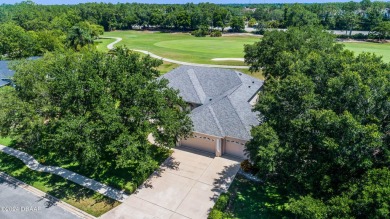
[0,151,120,217]
[95,38,116,51]
[210,174,290,219]
[0,136,171,215]
[342,42,390,63]
[0,137,120,216]
[2,136,171,194]
[99,30,261,66]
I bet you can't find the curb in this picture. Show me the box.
[0,171,96,219]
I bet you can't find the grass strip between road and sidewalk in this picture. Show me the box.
[0,138,120,217]
[0,150,120,217]
[0,136,172,216]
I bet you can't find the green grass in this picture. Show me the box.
[0,151,120,217]
[210,174,290,219]
[0,136,172,214]
[236,68,264,80]
[0,137,12,146]
[157,61,180,74]
[21,143,171,194]
[100,30,261,66]
[95,38,116,51]
[342,42,390,63]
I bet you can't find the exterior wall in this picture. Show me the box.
[179,133,218,155]
[223,137,248,159]
[179,132,248,159]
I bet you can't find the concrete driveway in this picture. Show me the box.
[100,147,241,219]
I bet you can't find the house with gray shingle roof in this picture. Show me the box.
[0,57,39,87]
[162,66,263,159]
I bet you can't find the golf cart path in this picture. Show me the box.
[0,144,129,202]
[104,37,249,69]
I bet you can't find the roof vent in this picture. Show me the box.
[252,81,254,83]
[209,98,212,101]
[248,86,251,88]
[239,73,242,76]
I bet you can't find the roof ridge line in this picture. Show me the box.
[187,69,207,104]
[226,94,252,135]
[207,105,225,137]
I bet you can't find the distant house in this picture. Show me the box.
[162,66,263,159]
[243,7,256,13]
[0,61,15,87]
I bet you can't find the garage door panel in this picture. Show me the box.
[180,137,215,154]
[225,140,246,159]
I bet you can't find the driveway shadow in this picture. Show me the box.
[210,163,240,202]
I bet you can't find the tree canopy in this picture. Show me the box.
[244,26,390,218]
[0,48,192,174]
[2,0,390,59]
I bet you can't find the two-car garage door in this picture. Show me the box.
[180,136,215,154]
[180,135,247,159]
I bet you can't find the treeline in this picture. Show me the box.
[1,0,390,59]
[2,0,390,32]
[0,1,245,32]
[248,0,390,31]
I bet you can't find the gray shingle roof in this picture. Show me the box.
[0,61,15,87]
[0,57,40,87]
[162,65,264,140]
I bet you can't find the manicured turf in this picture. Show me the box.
[100,30,261,66]
[95,38,116,51]
[210,174,290,218]
[0,137,171,216]
[342,42,390,63]
[0,151,120,217]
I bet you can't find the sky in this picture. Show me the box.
[1,0,365,5]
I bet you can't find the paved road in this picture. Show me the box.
[100,147,241,219]
[103,37,250,69]
[0,145,128,202]
[0,178,79,219]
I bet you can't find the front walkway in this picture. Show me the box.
[0,144,128,202]
[100,146,241,219]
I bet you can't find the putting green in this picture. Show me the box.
[100,30,261,66]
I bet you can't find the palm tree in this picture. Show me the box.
[66,25,93,51]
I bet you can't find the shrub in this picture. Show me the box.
[208,193,230,219]
[208,209,224,219]
[240,159,252,172]
[337,33,369,40]
[254,28,265,35]
[124,181,136,193]
[214,193,229,209]
[210,30,222,37]
[192,25,209,37]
